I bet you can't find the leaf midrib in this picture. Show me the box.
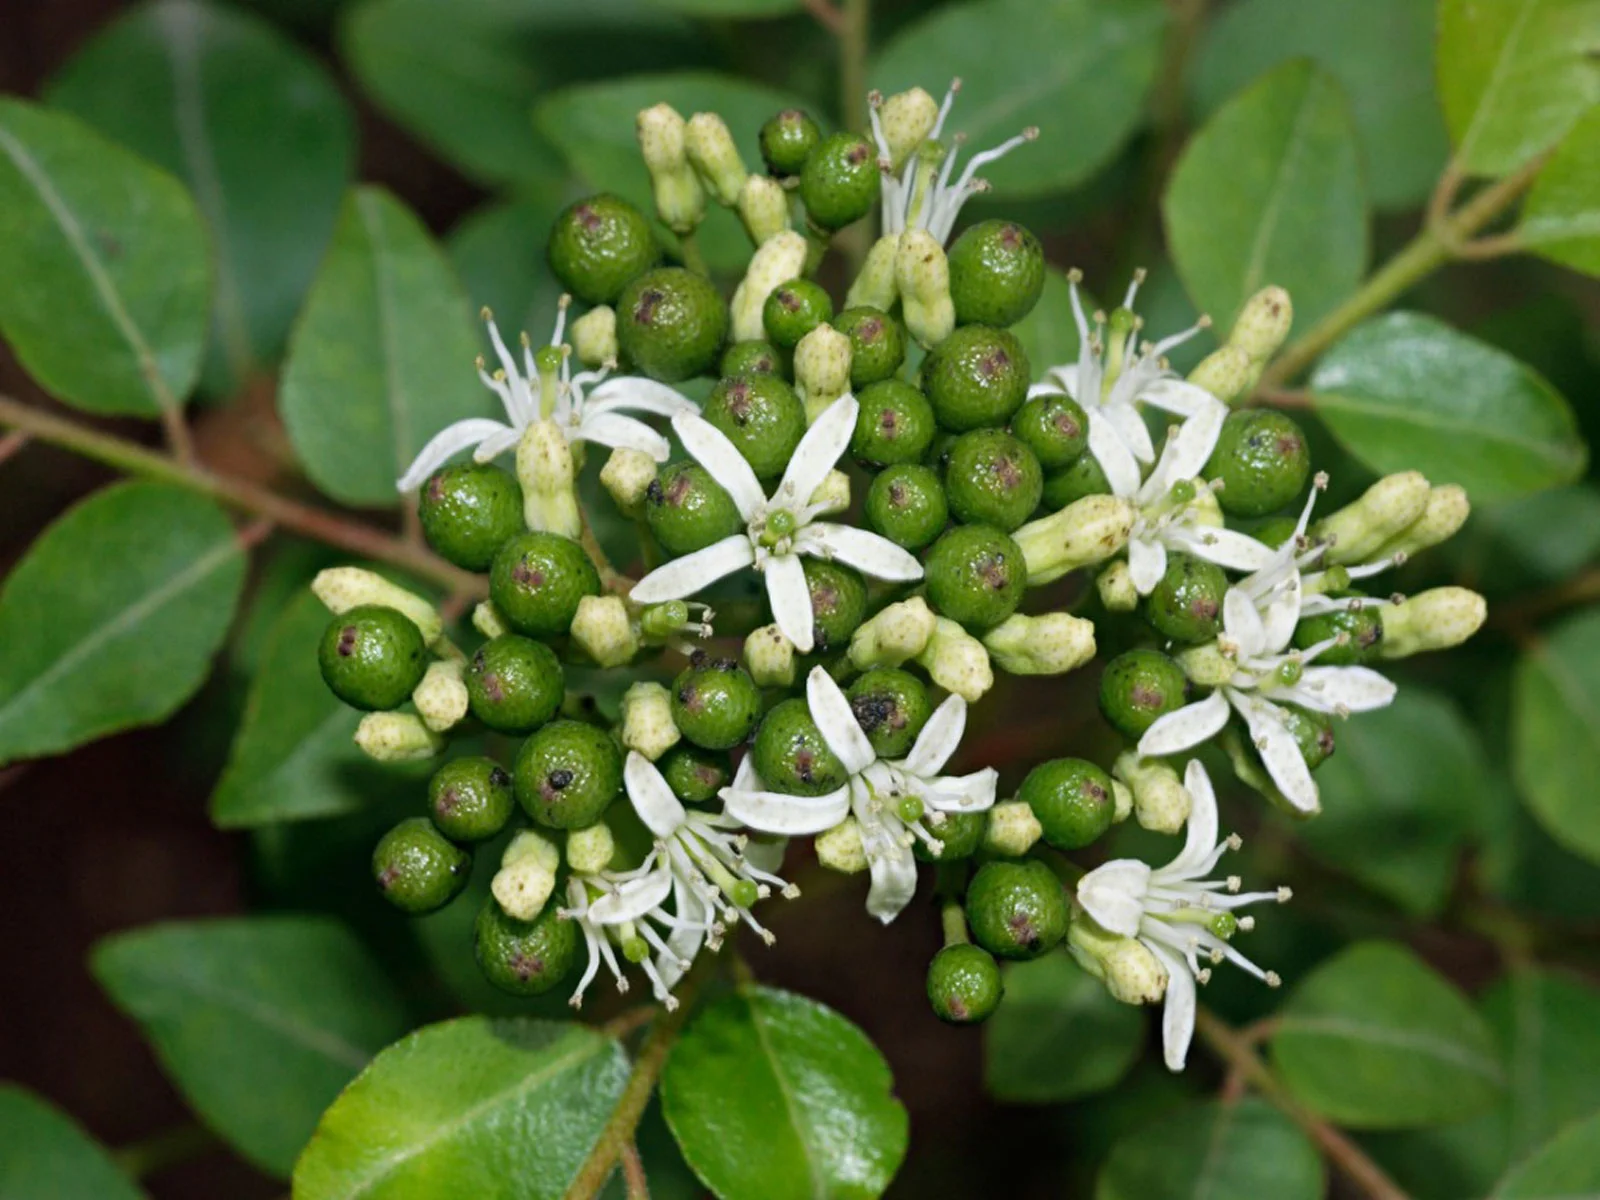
[356,191,413,489]
[1238,71,1322,320]
[747,995,826,1200]
[1454,0,1540,168]
[1312,389,1581,469]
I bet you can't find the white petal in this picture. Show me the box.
[864,836,919,924]
[673,410,765,519]
[780,393,857,505]
[1105,399,1155,464]
[658,876,709,989]
[1046,363,1080,398]
[585,376,697,418]
[921,767,998,813]
[1156,403,1224,487]
[1223,588,1268,661]
[902,694,967,777]
[1230,691,1318,814]
[1138,690,1231,758]
[396,418,515,491]
[1167,760,1218,878]
[1171,525,1275,575]
[765,553,816,654]
[1258,572,1302,655]
[1127,534,1167,595]
[806,665,877,775]
[1148,940,1197,1072]
[1089,413,1143,499]
[587,867,674,924]
[722,784,851,835]
[576,411,670,461]
[1142,378,1222,419]
[471,424,527,464]
[630,535,754,604]
[1077,859,1152,937]
[625,752,687,838]
[730,753,760,792]
[794,523,924,582]
[1289,666,1397,714]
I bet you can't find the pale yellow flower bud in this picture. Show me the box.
[983,612,1097,675]
[1227,286,1293,363]
[354,712,443,762]
[815,817,868,873]
[737,174,791,245]
[565,824,616,875]
[744,623,796,688]
[492,830,560,919]
[1375,485,1471,560]
[809,468,850,515]
[570,305,617,369]
[516,420,581,538]
[845,233,901,311]
[312,567,442,646]
[472,600,509,641]
[1187,344,1254,406]
[620,681,679,760]
[685,112,747,207]
[794,322,853,421]
[1176,640,1236,688]
[731,230,808,342]
[917,617,993,702]
[1379,587,1487,659]
[1114,752,1193,835]
[1096,560,1138,611]
[1068,917,1167,1006]
[1313,472,1431,566]
[637,103,705,234]
[983,799,1042,857]
[1014,495,1137,585]
[413,658,468,733]
[571,595,638,667]
[878,87,938,169]
[600,447,657,516]
[895,228,954,349]
[849,597,938,669]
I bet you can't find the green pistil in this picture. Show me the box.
[534,344,564,418]
[896,793,925,824]
[760,508,797,548]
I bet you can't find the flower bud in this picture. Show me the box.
[849,597,938,669]
[983,799,1042,857]
[845,233,901,311]
[637,103,705,234]
[1186,344,1254,405]
[1379,587,1486,659]
[413,658,469,733]
[737,174,791,245]
[878,87,938,169]
[1096,560,1138,611]
[1014,495,1137,585]
[794,322,853,422]
[491,829,560,920]
[685,112,748,207]
[516,420,582,538]
[472,600,509,640]
[1313,472,1431,566]
[1111,777,1133,822]
[1227,286,1293,363]
[620,681,680,760]
[1067,916,1167,1006]
[744,623,796,687]
[1175,640,1236,688]
[600,447,657,516]
[571,595,638,668]
[565,823,616,875]
[983,613,1097,675]
[815,816,867,873]
[570,305,618,369]
[1375,485,1470,560]
[895,228,954,349]
[1114,752,1192,834]
[917,617,994,702]
[354,712,444,762]
[809,468,850,515]
[312,567,442,646]
[730,230,808,343]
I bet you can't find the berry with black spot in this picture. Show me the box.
[944,429,1043,531]
[1206,410,1312,518]
[1041,452,1111,509]
[702,373,806,481]
[318,605,428,712]
[799,132,881,230]
[834,306,907,387]
[760,109,821,176]
[926,943,1003,1024]
[1011,392,1088,471]
[1018,758,1115,850]
[751,697,848,796]
[1099,649,1189,739]
[1145,553,1228,644]
[721,340,786,379]
[947,219,1045,327]
[965,859,1068,960]
[615,266,729,383]
[845,668,932,758]
[490,531,600,639]
[657,742,734,806]
[417,463,523,571]
[546,193,660,305]
[474,897,579,996]
[866,463,948,551]
[922,324,1031,431]
[428,756,515,843]
[465,635,563,734]
[803,558,868,652]
[671,655,763,750]
[924,524,1027,630]
[851,379,937,467]
[372,817,471,915]
[762,278,833,350]
[514,719,623,829]
[645,461,744,556]
[1293,599,1385,665]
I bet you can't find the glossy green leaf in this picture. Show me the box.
[92,917,413,1177]
[0,98,208,418]
[279,186,493,508]
[46,0,355,396]
[984,953,1143,1104]
[1513,608,1600,864]
[652,0,800,12]
[0,1085,147,1199]
[1482,969,1600,1161]
[294,1018,628,1199]
[1191,0,1446,208]
[1164,59,1367,332]
[1437,0,1600,178]
[1490,1109,1600,1198]
[1271,941,1504,1128]
[1096,1098,1323,1200]
[1309,312,1586,502]
[447,194,571,339]
[1451,485,1600,596]
[1296,688,1486,916]
[0,482,245,767]
[872,0,1167,196]
[662,985,908,1200]
[1519,107,1600,277]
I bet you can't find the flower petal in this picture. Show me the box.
[396,418,515,491]
[1224,587,1268,661]
[1172,525,1275,575]
[1142,378,1222,419]
[673,410,765,519]
[1230,690,1319,814]
[1287,666,1397,714]
[806,665,877,774]
[576,411,671,461]
[1153,403,1223,488]
[586,376,696,418]
[1147,940,1197,1072]
[902,694,967,777]
[1167,760,1218,878]
[742,834,789,875]
[629,535,754,604]
[1076,859,1152,937]
[1105,398,1156,464]
[780,393,857,506]
[794,523,923,582]
[471,424,526,464]
[1127,534,1167,595]
[1089,412,1143,499]
[1138,690,1231,758]
[721,784,851,835]
[658,875,710,989]
[921,767,998,813]
[765,552,816,654]
[625,751,687,838]
[587,866,674,924]
[861,823,919,924]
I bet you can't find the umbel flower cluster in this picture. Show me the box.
[309,82,1486,1070]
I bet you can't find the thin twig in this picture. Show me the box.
[0,428,31,466]
[834,0,873,277]
[803,0,845,35]
[602,1005,657,1041]
[1488,566,1600,632]
[621,1143,650,1200]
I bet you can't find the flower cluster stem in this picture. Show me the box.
[835,0,873,277]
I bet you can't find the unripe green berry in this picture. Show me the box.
[1099,649,1189,739]
[1206,410,1312,518]
[1276,703,1336,770]
[852,379,937,467]
[834,306,906,387]
[514,719,623,829]
[671,655,763,750]
[1018,758,1115,850]
[926,943,1003,1024]
[547,193,660,305]
[925,524,1027,630]
[465,635,563,734]
[799,132,881,230]
[474,897,579,996]
[418,463,523,571]
[760,109,821,176]
[616,266,729,382]
[799,558,868,653]
[965,859,1068,960]
[372,816,470,914]
[646,461,744,556]
[922,325,1031,431]
[762,278,833,350]
[1145,553,1227,644]
[490,531,600,639]
[1012,392,1088,471]
[1293,601,1385,665]
[1041,453,1110,508]
[752,697,849,796]
[702,373,806,480]
[913,810,988,863]
[845,667,932,758]
[947,220,1045,328]
[866,463,948,550]
[721,340,786,379]
[318,605,428,712]
[944,429,1043,532]
[429,756,515,843]
[656,742,733,806]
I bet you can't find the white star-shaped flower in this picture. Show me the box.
[629,396,923,653]
[397,299,696,492]
[721,666,997,923]
[1077,759,1289,1071]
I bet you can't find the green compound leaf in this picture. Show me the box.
[212,589,427,828]
[1296,688,1487,916]
[984,953,1143,1104]
[0,482,245,768]
[1270,941,1505,1129]
[872,0,1168,197]
[1191,0,1446,209]
[294,1018,628,1200]
[1490,1109,1600,1198]
[0,97,208,419]
[46,0,355,397]
[1436,0,1600,179]
[1096,1097,1323,1200]
[1513,607,1600,864]
[447,194,571,341]
[1309,312,1587,503]
[0,1085,147,1200]
[662,985,908,1200]
[280,186,494,509]
[1163,59,1367,333]
[92,916,413,1178]
[1518,107,1600,278]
